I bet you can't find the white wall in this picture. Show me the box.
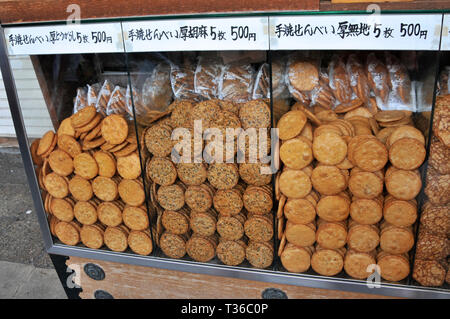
[0,56,54,137]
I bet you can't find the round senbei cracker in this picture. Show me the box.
[57,118,75,137]
[383,199,417,227]
[144,124,173,157]
[92,176,118,201]
[344,250,376,280]
[128,230,153,256]
[385,168,421,200]
[279,169,311,199]
[387,125,425,147]
[312,132,347,165]
[207,163,239,190]
[239,100,271,130]
[380,226,414,254]
[246,241,273,269]
[311,165,347,195]
[117,152,141,180]
[146,157,177,186]
[44,172,69,198]
[76,113,102,134]
[54,221,80,246]
[285,221,316,247]
[104,226,129,252]
[68,175,93,201]
[377,253,410,282]
[71,105,97,128]
[352,138,388,172]
[50,198,74,222]
[74,201,97,225]
[374,110,405,123]
[284,198,316,225]
[244,215,273,242]
[316,195,350,222]
[73,152,98,180]
[389,138,426,170]
[161,209,190,235]
[57,134,82,158]
[185,184,213,212]
[160,232,187,259]
[316,221,347,250]
[213,187,244,216]
[80,224,104,249]
[311,248,344,276]
[177,163,207,186]
[186,234,217,263]
[118,179,145,206]
[101,114,128,145]
[97,202,123,227]
[157,184,185,211]
[48,149,73,177]
[30,139,43,166]
[216,215,245,240]
[277,110,307,140]
[347,224,379,253]
[37,131,55,156]
[123,206,149,231]
[280,137,313,169]
[350,198,382,225]
[217,240,246,266]
[348,171,383,199]
[280,243,312,273]
[238,162,272,186]
[93,151,116,178]
[243,186,273,214]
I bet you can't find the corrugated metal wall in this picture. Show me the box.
[0,56,53,137]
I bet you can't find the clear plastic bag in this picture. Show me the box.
[286,55,320,106]
[437,66,450,96]
[366,53,391,108]
[218,59,255,104]
[194,55,222,100]
[385,52,413,110]
[252,63,270,100]
[142,62,173,112]
[106,86,127,116]
[328,55,353,105]
[73,87,87,114]
[95,80,114,116]
[86,83,100,107]
[346,54,371,104]
[310,69,335,109]
[170,61,199,101]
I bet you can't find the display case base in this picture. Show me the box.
[67,256,396,299]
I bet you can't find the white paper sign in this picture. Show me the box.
[270,14,442,51]
[5,23,124,55]
[123,17,269,52]
[440,14,450,50]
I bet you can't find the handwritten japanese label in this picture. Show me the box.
[5,23,124,55]
[440,14,450,50]
[123,17,268,52]
[270,14,441,50]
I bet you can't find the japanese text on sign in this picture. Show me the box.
[5,23,124,55]
[274,21,429,40]
[270,14,441,50]
[123,17,268,52]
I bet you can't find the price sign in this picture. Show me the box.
[270,14,442,50]
[440,14,450,50]
[122,17,269,52]
[5,23,124,55]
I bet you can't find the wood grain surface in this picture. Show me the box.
[67,256,396,299]
[0,0,318,25]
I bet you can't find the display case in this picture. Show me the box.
[1,10,449,299]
